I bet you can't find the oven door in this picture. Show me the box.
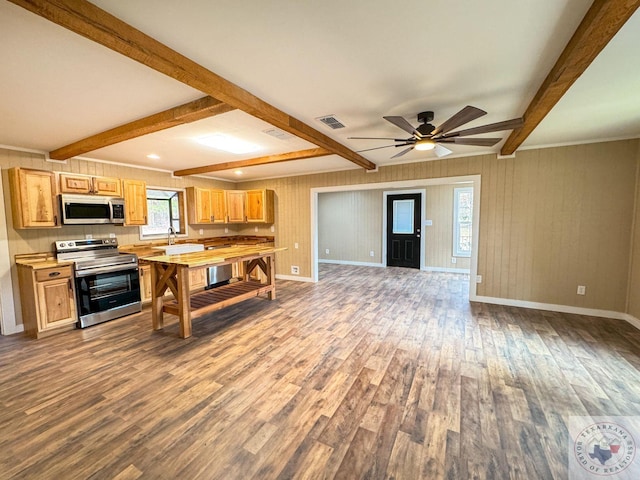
[74,265,141,328]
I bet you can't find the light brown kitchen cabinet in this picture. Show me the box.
[186,187,226,224]
[226,190,247,223]
[189,268,207,291]
[17,264,77,338]
[59,174,122,196]
[246,189,274,223]
[122,179,148,226]
[8,167,60,229]
[139,264,152,303]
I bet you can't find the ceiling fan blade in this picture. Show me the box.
[356,143,412,153]
[348,136,412,141]
[383,116,420,137]
[431,105,487,136]
[434,144,453,158]
[439,118,524,138]
[439,137,502,147]
[391,146,414,159]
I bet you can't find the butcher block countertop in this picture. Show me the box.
[141,244,286,268]
[15,253,74,270]
[120,235,274,258]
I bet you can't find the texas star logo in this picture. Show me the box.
[574,422,637,476]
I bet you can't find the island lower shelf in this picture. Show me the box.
[162,280,273,317]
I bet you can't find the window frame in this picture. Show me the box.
[453,186,473,258]
[139,186,189,240]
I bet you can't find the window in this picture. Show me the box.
[453,187,473,257]
[392,199,415,234]
[140,188,187,239]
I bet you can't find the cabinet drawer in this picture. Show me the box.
[35,266,72,282]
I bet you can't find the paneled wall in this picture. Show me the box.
[239,139,639,312]
[628,144,640,318]
[318,190,382,264]
[0,148,237,327]
[425,184,471,271]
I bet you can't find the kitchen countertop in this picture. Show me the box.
[15,253,74,270]
[120,235,275,259]
[141,244,286,268]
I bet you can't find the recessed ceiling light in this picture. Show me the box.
[234,170,243,176]
[196,134,261,154]
[146,153,160,160]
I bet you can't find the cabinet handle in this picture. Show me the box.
[227,215,229,223]
[211,215,214,222]
[54,215,58,226]
[68,279,73,291]
[48,271,61,277]
[244,216,248,223]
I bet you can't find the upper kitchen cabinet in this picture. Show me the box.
[59,173,122,196]
[246,189,274,223]
[122,179,148,226]
[8,167,60,229]
[226,190,247,223]
[186,187,226,224]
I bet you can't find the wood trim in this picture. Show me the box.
[173,147,331,176]
[10,0,376,170]
[500,0,640,155]
[50,96,234,160]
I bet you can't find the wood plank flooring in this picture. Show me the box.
[1,264,640,479]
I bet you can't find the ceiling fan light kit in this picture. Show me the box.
[351,106,523,159]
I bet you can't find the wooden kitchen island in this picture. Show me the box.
[142,245,286,338]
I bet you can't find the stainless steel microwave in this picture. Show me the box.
[60,194,125,225]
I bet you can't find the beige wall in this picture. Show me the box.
[239,139,639,312]
[425,184,471,271]
[318,190,383,264]
[627,142,640,318]
[1,148,237,327]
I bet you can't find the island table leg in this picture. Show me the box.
[176,264,192,338]
[150,263,164,330]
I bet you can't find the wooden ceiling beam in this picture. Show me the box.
[501,0,640,155]
[173,148,331,177]
[10,0,376,170]
[49,96,234,160]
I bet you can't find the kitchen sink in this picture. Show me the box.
[152,243,205,255]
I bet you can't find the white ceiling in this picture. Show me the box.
[1,0,638,182]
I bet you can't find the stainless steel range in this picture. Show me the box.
[55,238,141,328]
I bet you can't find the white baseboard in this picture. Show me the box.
[318,259,385,268]
[275,274,315,283]
[472,295,636,325]
[424,266,471,274]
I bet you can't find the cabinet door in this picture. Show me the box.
[245,189,274,223]
[93,176,122,196]
[226,190,246,223]
[189,268,207,291]
[139,265,152,302]
[36,277,76,331]
[9,168,60,229]
[122,179,148,226]
[211,189,227,224]
[197,188,213,223]
[59,173,92,194]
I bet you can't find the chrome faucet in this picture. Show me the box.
[168,226,176,245]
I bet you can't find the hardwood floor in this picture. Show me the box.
[1,264,640,479]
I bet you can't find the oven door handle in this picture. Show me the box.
[75,263,139,277]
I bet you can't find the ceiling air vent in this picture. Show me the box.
[262,127,293,140]
[316,114,346,130]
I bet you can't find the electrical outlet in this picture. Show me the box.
[577,285,586,295]
[109,233,115,238]
[270,225,275,232]
[294,242,299,249]
[85,234,92,239]
[254,226,259,232]
[476,275,482,284]
[425,220,433,226]
[451,257,457,264]
[199,229,204,235]
[291,265,299,275]
[370,250,375,257]
[325,249,330,254]
[224,227,228,233]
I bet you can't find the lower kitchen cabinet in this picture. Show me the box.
[139,264,153,303]
[17,264,77,338]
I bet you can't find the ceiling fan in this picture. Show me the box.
[349,106,523,159]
